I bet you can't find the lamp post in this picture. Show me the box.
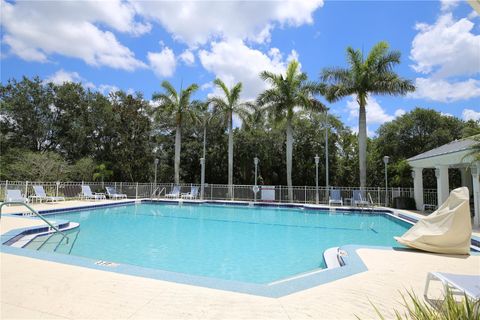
[383,156,390,207]
[315,155,320,204]
[324,112,329,190]
[200,157,205,200]
[254,157,259,202]
[154,158,159,186]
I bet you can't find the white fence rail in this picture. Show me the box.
[0,180,437,208]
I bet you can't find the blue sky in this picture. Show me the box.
[1,0,479,135]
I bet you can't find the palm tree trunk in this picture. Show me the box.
[358,96,367,190]
[174,123,181,185]
[228,111,234,199]
[286,117,293,202]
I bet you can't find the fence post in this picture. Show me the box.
[120,182,122,193]
[304,186,307,204]
[56,181,60,197]
[25,181,29,198]
[135,182,139,199]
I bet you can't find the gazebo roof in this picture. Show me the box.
[407,137,477,169]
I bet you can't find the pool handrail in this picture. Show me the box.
[0,201,69,244]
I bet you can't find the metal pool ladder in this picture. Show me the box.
[0,202,69,244]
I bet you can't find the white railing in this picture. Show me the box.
[0,180,437,207]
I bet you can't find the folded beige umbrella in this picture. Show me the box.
[395,187,472,255]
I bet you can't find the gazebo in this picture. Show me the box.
[407,137,479,227]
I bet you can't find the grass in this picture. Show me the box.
[359,289,480,320]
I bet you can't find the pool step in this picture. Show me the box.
[23,224,79,254]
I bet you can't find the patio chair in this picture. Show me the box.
[424,272,480,304]
[352,190,369,206]
[105,187,127,199]
[80,185,106,201]
[165,186,181,198]
[5,189,28,203]
[329,189,343,206]
[181,186,199,199]
[30,185,65,203]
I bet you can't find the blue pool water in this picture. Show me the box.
[31,203,411,284]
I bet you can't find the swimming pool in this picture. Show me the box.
[24,203,411,284]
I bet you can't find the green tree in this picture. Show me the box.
[93,163,113,183]
[152,81,199,184]
[321,41,415,189]
[209,79,251,197]
[70,157,96,181]
[258,60,325,200]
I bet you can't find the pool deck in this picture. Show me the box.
[1,200,480,319]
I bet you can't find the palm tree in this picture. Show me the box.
[209,79,251,199]
[152,81,199,184]
[320,41,415,189]
[258,60,325,201]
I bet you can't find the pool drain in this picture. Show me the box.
[95,260,118,267]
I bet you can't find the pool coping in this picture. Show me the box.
[1,199,479,298]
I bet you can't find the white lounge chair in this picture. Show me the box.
[352,190,369,207]
[5,189,28,203]
[181,186,199,199]
[80,185,106,201]
[30,185,65,203]
[424,272,480,303]
[165,186,181,198]
[329,189,343,206]
[106,187,127,199]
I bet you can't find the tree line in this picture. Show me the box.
[1,41,479,196]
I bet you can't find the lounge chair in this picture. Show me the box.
[424,272,480,303]
[30,185,65,203]
[181,186,199,199]
[105,187,127,199]
[329,189,343,206]
[5,189,28,203]
[352,190,369,206]
[80,185,106,201]
[165,186,180,198]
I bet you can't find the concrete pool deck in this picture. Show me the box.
[1,200,480,319]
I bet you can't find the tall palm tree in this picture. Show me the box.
[152,81,199,184]
[320,41,415,189]
[209,79,250,198]
[258,60,325,201]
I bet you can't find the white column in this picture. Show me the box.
[435,165,449,205]
[461,167,473,195]
[471,163,480,227]
[412,167,424,211]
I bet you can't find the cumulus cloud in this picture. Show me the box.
[394,109,406,117]
[148,47,176,78]
[410,77,480,102]
[179,49,195,65]
[45,70,122,95]
[199,39,296,99]
[134,0,323,46]
[410,13,480,78]
[409,12,480,102]
[440,0,461,12]
[0,0,147,70]
[346,96,395,124]
[462,109,480,121]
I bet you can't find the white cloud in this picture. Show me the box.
[468,10,479,20]
[346,96,394,124]
[179,49,195,65]
[199,39,296,99]
[462,109,480,121]
[148,47,176,78]
[410,77,480,102]
[441,112,454,117]
[394,109,406,117]
[134,0,323,46]
[0,0,147,70]
[440,0,460,12]
[410,13,480,78]
[45,70,122,95]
